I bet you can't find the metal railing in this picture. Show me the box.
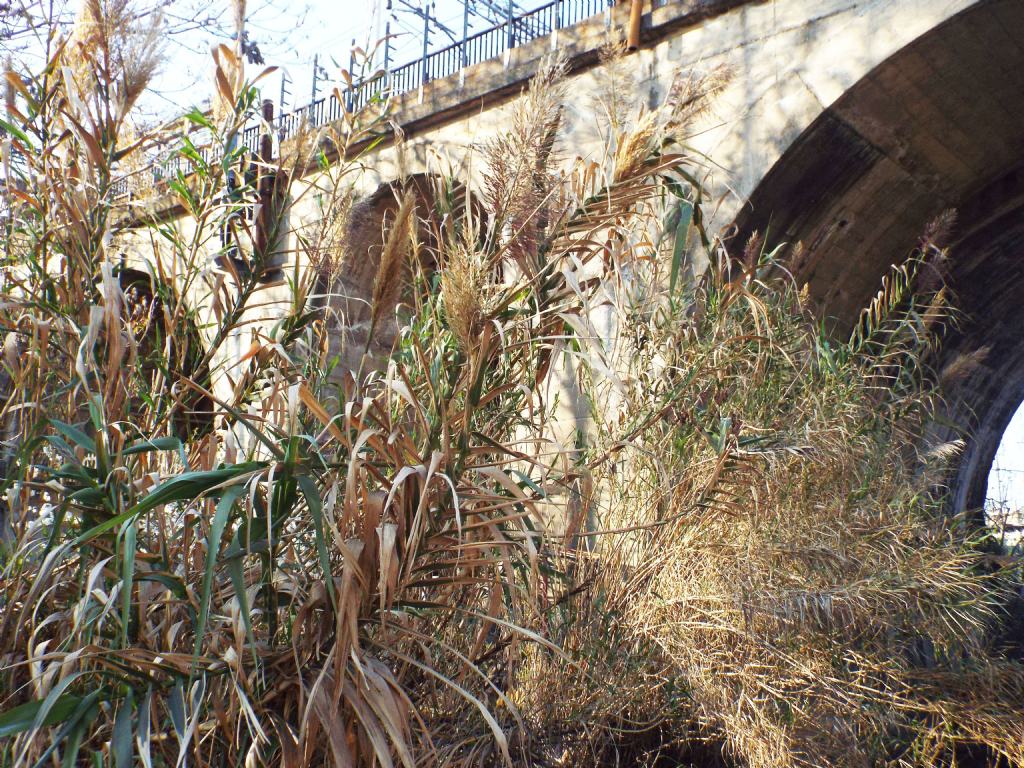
[296,0,614,142]
[110,123,264,199]
[111,0,616,200]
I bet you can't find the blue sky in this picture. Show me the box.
[988,406,1024,541]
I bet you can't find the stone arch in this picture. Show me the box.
[319,172,485,373]
[728,0,1024,516]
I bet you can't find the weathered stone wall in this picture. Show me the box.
[114,0,1024,509]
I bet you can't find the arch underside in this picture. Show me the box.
[731,0,1024,514]
[318,173,482,374]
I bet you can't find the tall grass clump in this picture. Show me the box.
[515,236,1024,766]
[0,9,1022,768]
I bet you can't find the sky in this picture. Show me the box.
[987,406,1024,547]
[1,0,539,122]
[147,0,535,122]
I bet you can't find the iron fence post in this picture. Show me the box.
[347,39,356,112]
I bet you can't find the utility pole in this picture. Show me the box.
[278,69,291,112]
[456,0,526,50]
[347,39,357,110]
[384,0,393,72]
[467,0,523,26]
[506,0,514,48]
[462,0,470,69]
[311,54,319,102]
[421,2,432,85]
[310,54,328,103]
[277,69,292,141]
[388,0,530,89]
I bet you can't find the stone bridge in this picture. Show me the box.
[115,0,1024,516]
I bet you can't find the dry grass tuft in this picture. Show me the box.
[71,0,162,115]
[368,189,416,337]
[439,244,489,353]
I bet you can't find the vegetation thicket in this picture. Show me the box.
[0,2,1022,766]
